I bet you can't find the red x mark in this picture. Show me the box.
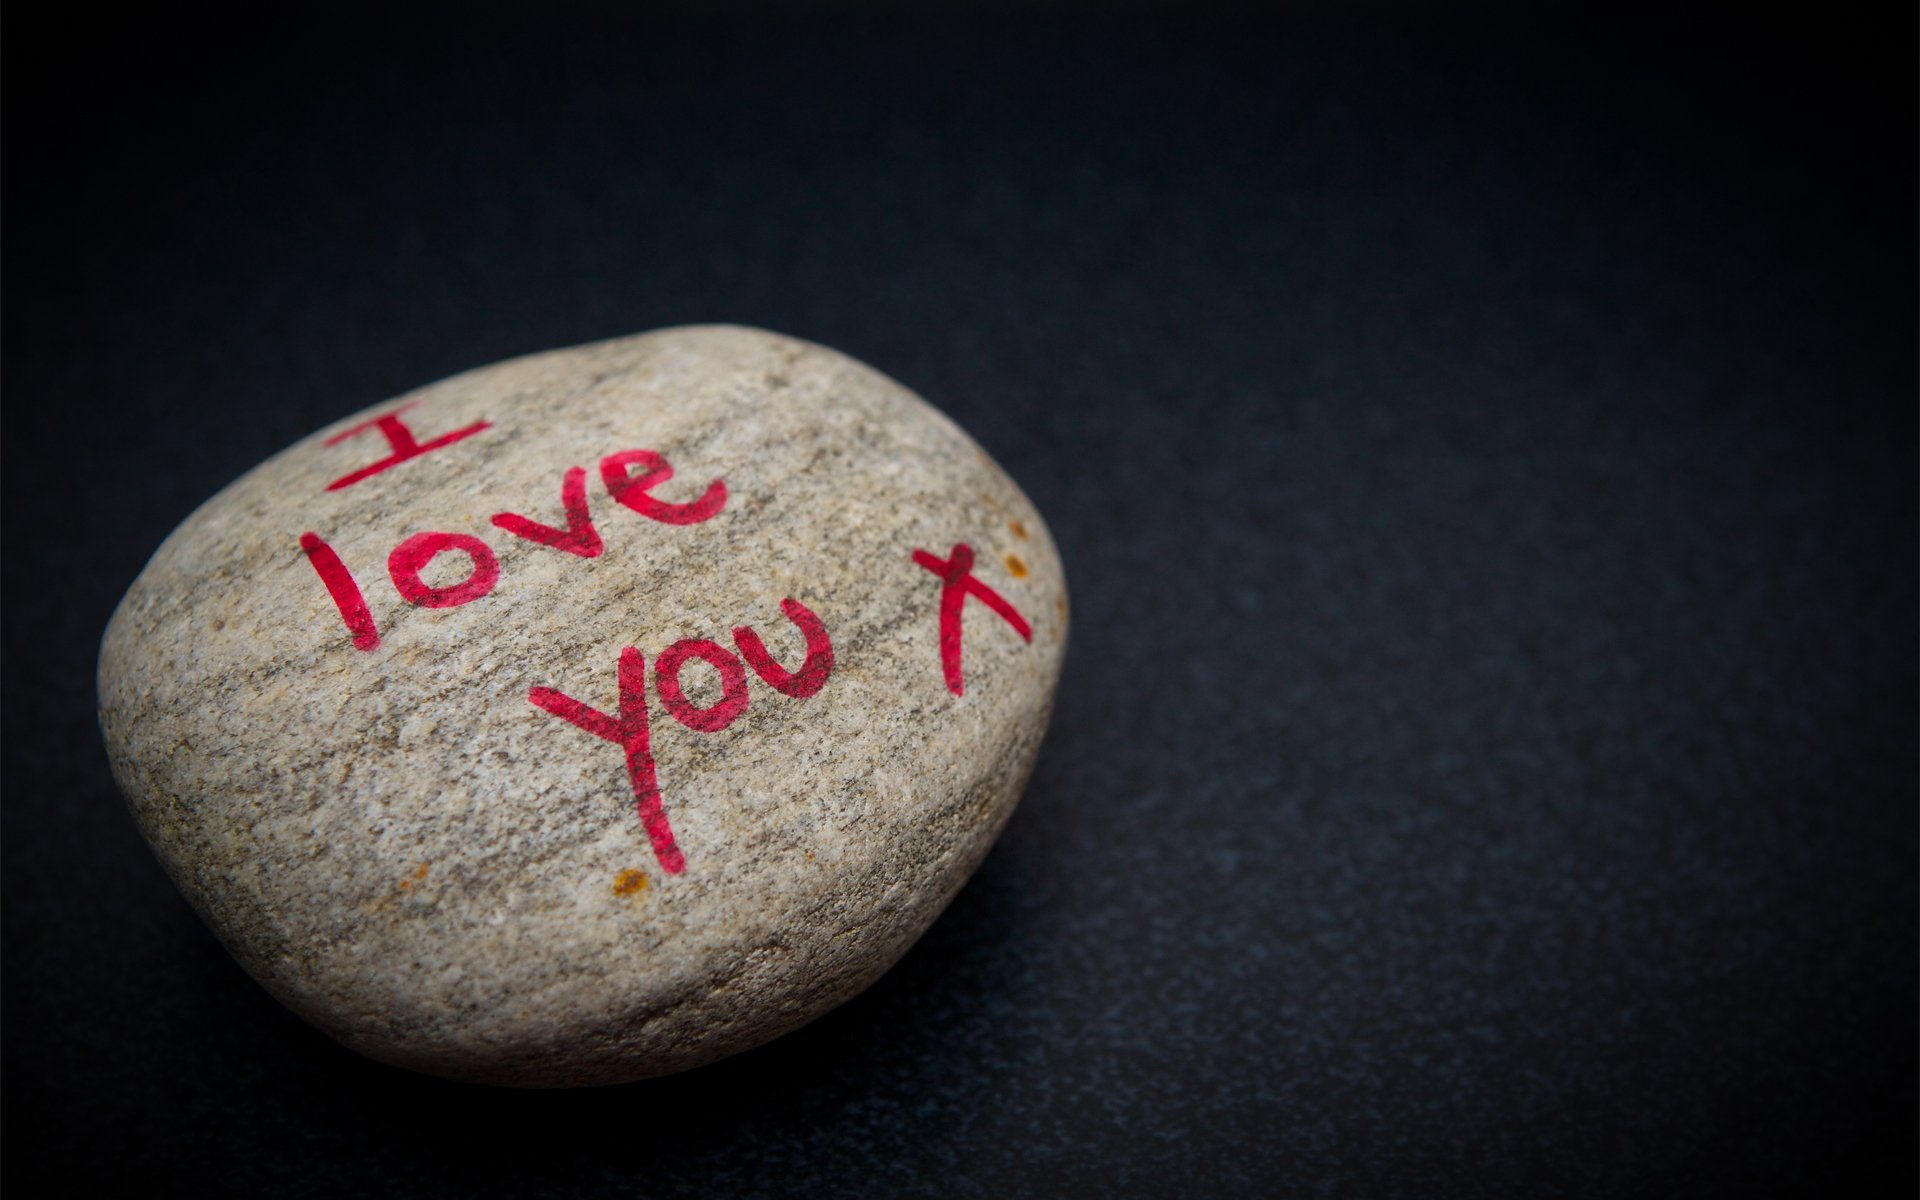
[911,542,1032,696]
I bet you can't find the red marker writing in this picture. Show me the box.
[299,532,381,652]
[526,598,834,872]
[911,542,1031,696]
[324,402,491,491]
[529,647,683,873]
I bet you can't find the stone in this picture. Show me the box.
[97,325,1067,1086]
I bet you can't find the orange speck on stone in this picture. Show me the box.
[613,869,650,896]
[1005,553,1028,578]
[1009,520,1029,539]
[398,861,430,890]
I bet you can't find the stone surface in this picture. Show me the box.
[97,325,1066,1086]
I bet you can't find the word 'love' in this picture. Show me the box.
[300,426,724,651]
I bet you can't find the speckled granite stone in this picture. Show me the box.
[97,326,1066,1086]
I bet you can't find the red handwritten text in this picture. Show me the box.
[601,449,727,525]
[911,542,1031,696]
[490,466,604,558]
[732,597,834,698]
[527,598,834,872]
[388,531,501,608]
[655,639,750,732]
[301,447,726,650]
[529,647,680,873]
[299,532,381,651]
[324,402,491,491]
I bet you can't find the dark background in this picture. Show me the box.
[5,4,1914,1195]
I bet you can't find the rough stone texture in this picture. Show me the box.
[96,326,1066,1086]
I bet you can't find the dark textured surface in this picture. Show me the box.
[5,6,1914,1196]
